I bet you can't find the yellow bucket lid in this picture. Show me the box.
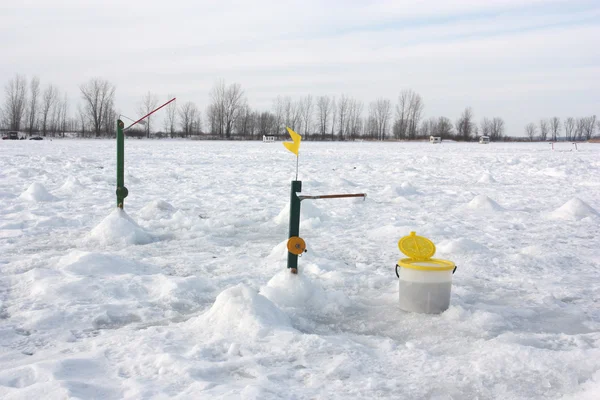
[398,231,436,261]
[397,232,455,272]
[397,258,455,271]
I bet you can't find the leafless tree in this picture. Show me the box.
[455,107,475,141]
[77,105,87,137]
[272,96,285,137]
[421,117,438,138]
[539,119,549,141]
[164,95,177,138]
[489,117,505,141]
[550,117,560,141]
[564,117,575,141]
[257,111,276,137]
[583,115,596,140]
[179,101,198,137]
[138,91,158,138]
[281,96,301,133]
[40,84,58,136]
[337,95,350,140]
[575,118,586,141]
[207,80,246,138]
[480,118,491,138]
[370,98,392,140]
[330,97,337,140]
[2,74,28,131]
[347,99,363,140]
[394,89,424,139]
[101,99,117,137]
[79,78,116,137]
[435,116,454,138]
[58,93,68,137]
[300,95,313,138]
[525,123,537,141]
[223,83,245,138]
[316,96,332,140]
[26,76,40,136]
[193,113,202,135]
[235,104,253,138]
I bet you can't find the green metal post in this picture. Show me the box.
[287,180,302,273]
[116,120,128,208]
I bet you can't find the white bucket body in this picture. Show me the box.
[398,263,453,314]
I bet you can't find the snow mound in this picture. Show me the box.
[477,172,497,183]
[58,251,161,276]
[19,182,57,202]
[437,238,488,254]
[88,208,153,245]
[537,167,567,178]
[274,200,323,225]
[380,182,419,197]
[260,270,351,316]
[467,195,504,211]
[194,284,292,337]
[57,177,84,194]
[139,199,176,220]
[549,198,599,221]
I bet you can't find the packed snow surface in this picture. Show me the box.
[1,140,599,399]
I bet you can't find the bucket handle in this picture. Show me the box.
[395,264,457,278]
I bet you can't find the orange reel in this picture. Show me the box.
[287,236,307,255]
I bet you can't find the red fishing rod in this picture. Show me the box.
[124,97,176,131]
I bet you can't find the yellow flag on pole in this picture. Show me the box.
[283,127,301,156]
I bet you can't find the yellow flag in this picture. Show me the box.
[283,127,301,156]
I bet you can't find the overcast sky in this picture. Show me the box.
[2,0,599,136]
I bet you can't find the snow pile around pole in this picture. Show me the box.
[549,198,599,221]
[260,270,351,316]
[274,200,323,226]
[19,182,57,202]
[88,208,153,245]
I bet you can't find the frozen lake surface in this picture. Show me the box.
[1,139,599,399]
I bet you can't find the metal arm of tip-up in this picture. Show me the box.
[298,193,367,201]
[287,181,367,274]
[116,97,176,209]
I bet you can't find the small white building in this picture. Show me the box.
[262,135,275,143]
[430,136,441,144]
[479,136,490,144]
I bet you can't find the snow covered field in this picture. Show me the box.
[1,139,599,399]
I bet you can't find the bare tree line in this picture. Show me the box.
[524,116,597,142]
[2,74,598,141]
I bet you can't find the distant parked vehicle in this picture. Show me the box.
[29,136,44,140]
[430,136,441,144]
[2,131,19,140]
[479,136,490,144]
